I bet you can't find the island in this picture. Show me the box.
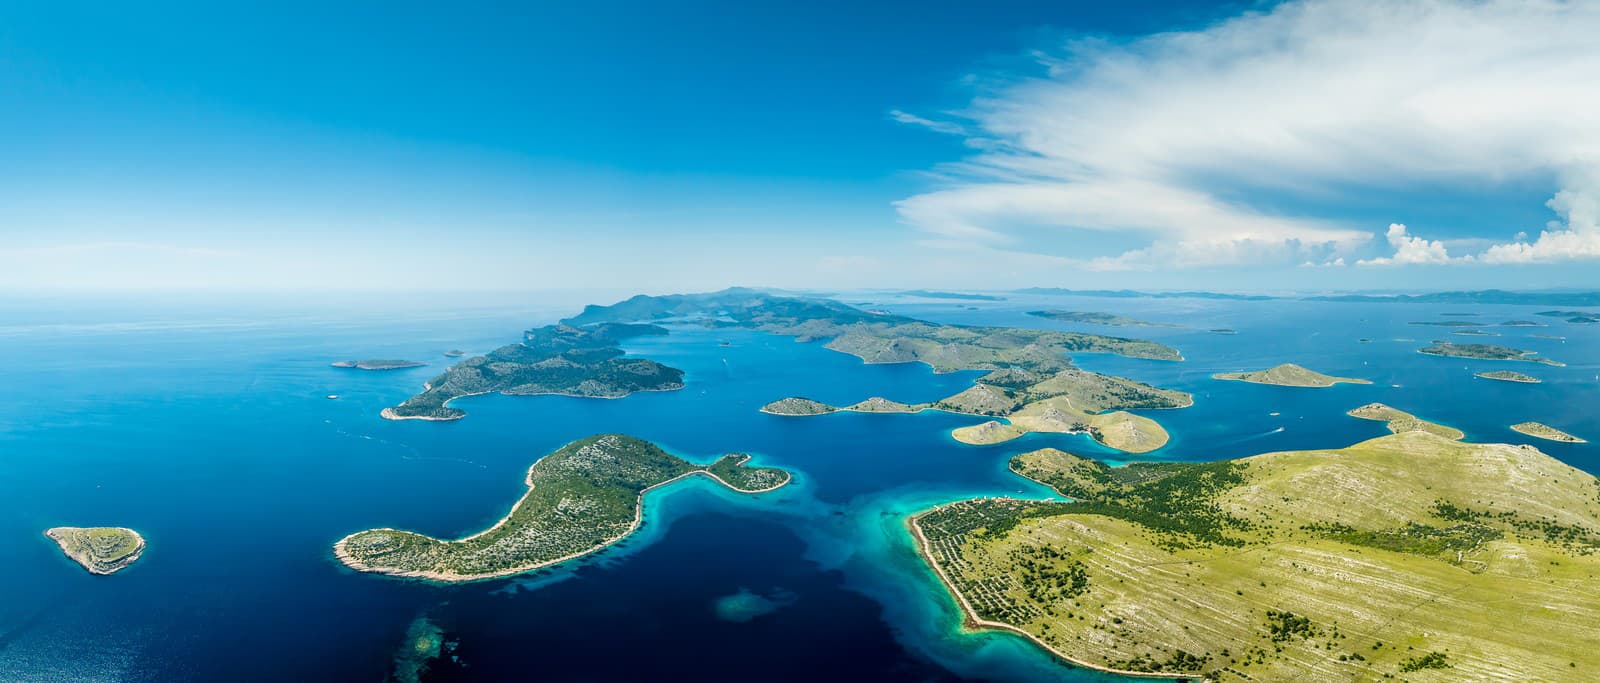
[896,290,1005,301]
[1209,328,1238,335]
[1026,310,1183,328]
[1408,321,1486,327]
[335,434,790,581]
[332,359,427,370]
[1475,370,1541,384]
[762,366,1188,453]
[1450,329,1498,336]
[1347,402,1465,439]
[563,290,1190,452]
[1511,422,1586,443]
[44,527,145,575]
[443,349,465,357]
[1500,320,1546,327]
[1304,289,1600,306]
[911,422,1600,681]
[1418,341,1563,366]
[383,323,686,421]
[1536,310,1600,324]
[1212,363,1371,388]
[391,290,1181,423]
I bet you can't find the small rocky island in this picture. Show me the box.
[1511,421,1585,443]
[1476,370,1541,384]
[443,349,465,357]
[1212,363,1370,387]
[45,527,145,575]
[1418,341,1563,366]
[1347,402,1464,439]
[332,359,427,370]
[335,435,790,581]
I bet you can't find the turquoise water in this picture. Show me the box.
[1,292,1595,682]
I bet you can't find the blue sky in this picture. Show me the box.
[5,0,1600,293]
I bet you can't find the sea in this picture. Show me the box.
[1,290,1595,682]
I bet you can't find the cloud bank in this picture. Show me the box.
[895,0,1600,269]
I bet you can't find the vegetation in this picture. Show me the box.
[44,527,145,575]
[1419,341,1564,366]
[1347,402,1465,440]
[384,323,685,421]
[913,426,1600,681]
[567,289,1191,453]
[1511,421,1586,443]
[332,359,426,370]
[1212,363,1371,388]
[1026,310,1183,328]
[1536,310,1600,324]
[336,435,789,580]
[1475,370,1541,384]
[896,290,1004,301]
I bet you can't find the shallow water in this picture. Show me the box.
[0,292,1594,682]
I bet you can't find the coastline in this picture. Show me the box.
[762,401,1184,453]
[380,385,687,422]
[333,457,790,583]
[904,509,1204,682]
[44,527,146,576]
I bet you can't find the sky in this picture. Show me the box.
[5,0,1600,294]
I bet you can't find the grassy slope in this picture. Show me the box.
[917,431,1600,681]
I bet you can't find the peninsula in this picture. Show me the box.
[1212,363,1371,388]
[332,359,426,370]
[44,527,145,575]
[1475,370,1541,384]
[1026,310,1183,328]
[1347,402,1465,439]
[383,323,685,421]
[1418,341,1563,366]
[1511,422,1586,443]
[912,426,1600,681]
[335,435,790,581]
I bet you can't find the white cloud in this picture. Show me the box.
[1358,223,1454,266]
[887,110,967,136]
[896,0,1600,269]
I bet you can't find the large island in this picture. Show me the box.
[1418,341,1563,366]
[912,419,1600,681]
[44,526,146,575]
[383,323,686,421]
[568,289,1192,453]
[335,435,790,581]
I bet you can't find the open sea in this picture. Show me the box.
[1,291,1596,682]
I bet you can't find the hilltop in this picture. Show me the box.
[913,421,1600,681]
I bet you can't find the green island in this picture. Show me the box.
[1212,363,1371,388]
[762,367,1186,454]
[1408,321,1486,327]
[335,434,790,581]
[1418,341,1564,366]
[1511,422,1586,444]
[1026,310,1183,328]
[897,290,1005,301]
[1209,328,1238,335]
[570,289,1190,453]
[1500,320,1546,327]
[383,323,686,421]
[911,420,1600,681]
[1450,329,1497,336]
[1475,370,1541,384]
[1347,402,1465,439]
[332,359,426,370]
[1536,310,1600,324]
[443,349,465,358]
[44,526,146,575]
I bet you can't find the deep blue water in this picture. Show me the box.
[1,292,1595,682]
